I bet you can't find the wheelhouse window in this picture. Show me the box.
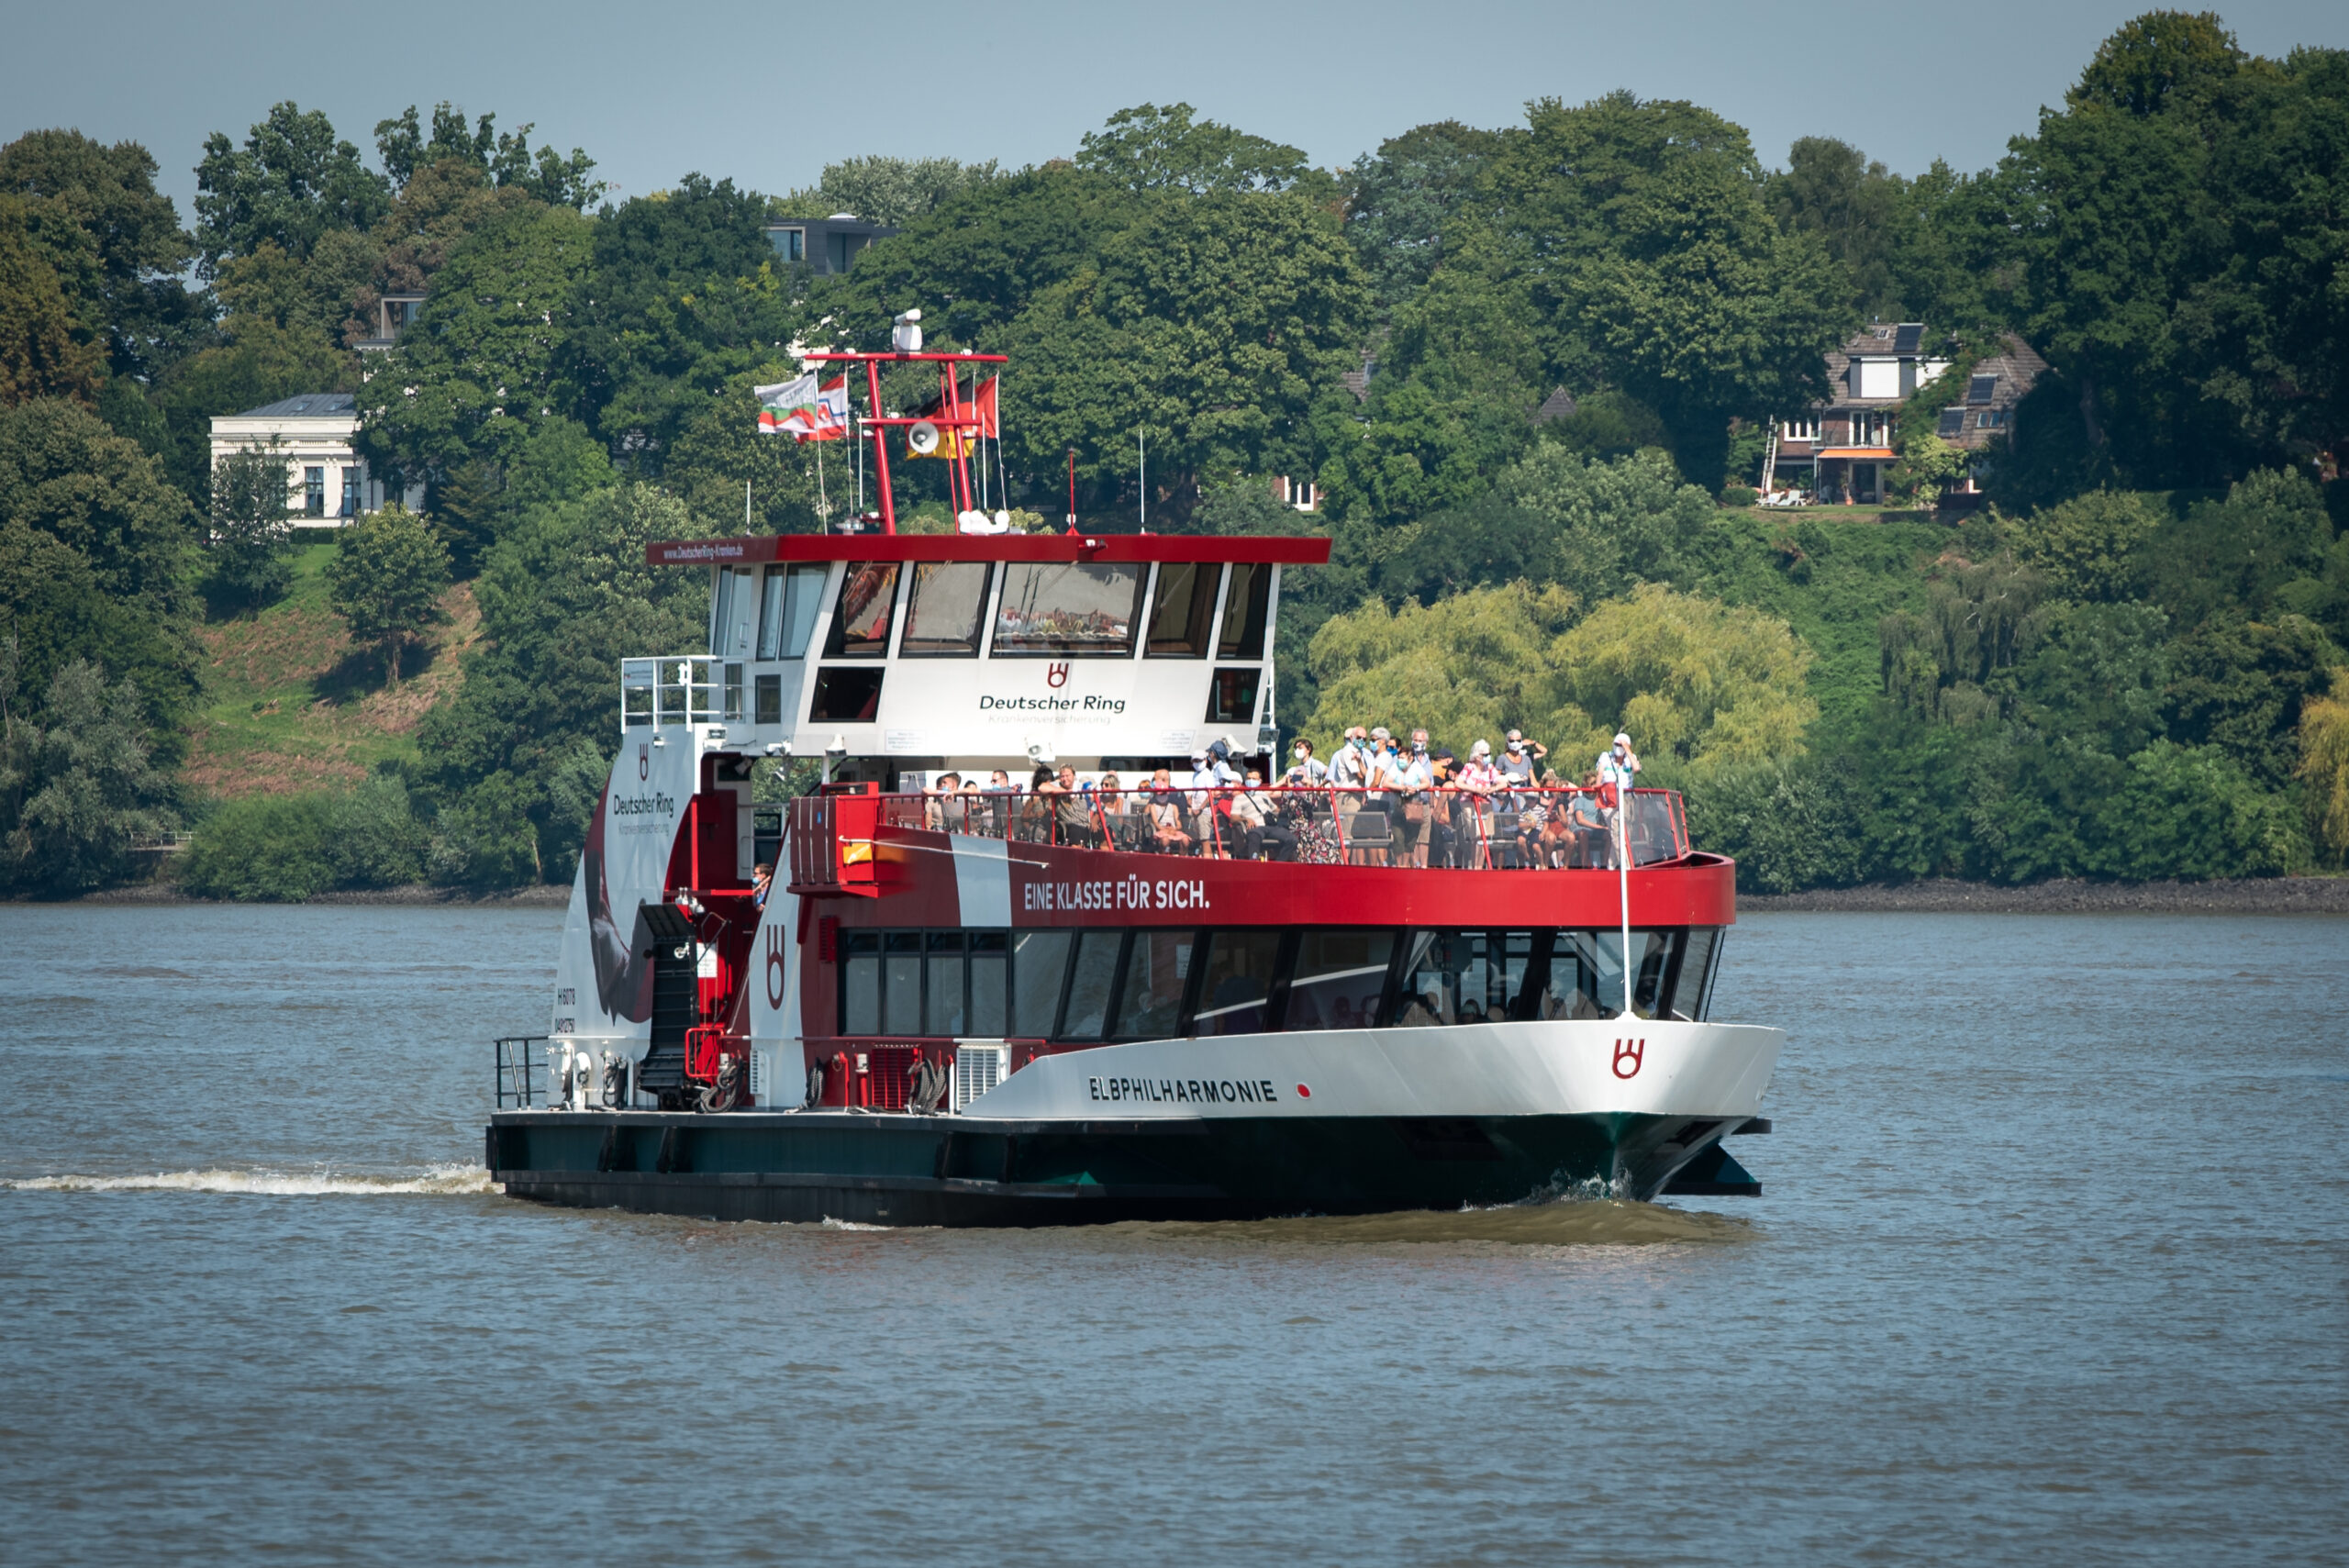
[759,563,828,659]
[1145,563,1219,657]
[900,562,993,657]
[1216,563,1271,660]
[712,567,758,658]
[992,562,1142,656]
[825,562,900,658]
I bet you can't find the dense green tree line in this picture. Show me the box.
[1,11,2344,896]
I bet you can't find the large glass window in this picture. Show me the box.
[825,562,900,657]
[712,567,759,659]
[759,563,828,660]
[1145,563,1219,657]
[1061,931,1122,1038]
[1217,562,1271,660]
[1284,929,1395,1031]
[925,931,966,1036]
[1394,931,1539,1026]
[842,932,880,1034]
[883,931,922,1031]
[1545,929,1674,1019]
[1111,929,1191,1040]
[1192,930,1281,1037]
[992,562,1143,657]
[1672,927,1720,1021]
[1010,930,1072,1037]
[968,932,1008,1036]
[901,562,993,656]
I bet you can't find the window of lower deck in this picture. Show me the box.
[1191,929,1282,1036]
[1284,929,1396,1030]
[1109,929,1190,1040]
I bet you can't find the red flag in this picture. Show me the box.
[972,375,999,439]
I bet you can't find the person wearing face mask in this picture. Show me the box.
[1328,725,1372,856]
[1393,728,1434,866]
[1284,738,1328,789]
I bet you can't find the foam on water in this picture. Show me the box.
[6,1163,496,1196]
[1131,1196,1751,1247]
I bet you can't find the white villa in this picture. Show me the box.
[207,393,424,526]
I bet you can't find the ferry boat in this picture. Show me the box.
[484,336,1782,1225]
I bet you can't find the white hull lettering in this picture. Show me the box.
[1022,876,1211,913]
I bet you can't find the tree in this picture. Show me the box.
[780,155,1001,227]
[2297,669,2349,864]
[0,658,174,895]
[0,203,102,405]
[373,103,602,209]
[996,188,1371,515]
[1472,92,1849,486]
[2069,10,2247,116]
[354,201,593,484]
[194,102,391,271]
[1343,121,1505,318]
[0,395,192,608]
[326,503,449,685]
[1076,104,1313,195]
[558,173,793,459]
[2009,488,2165,600]
[415,481,708,878]
[206,439,297,607]
[1766,137,1909,320]
[0,129,199,378]
[1548,583,1819,783]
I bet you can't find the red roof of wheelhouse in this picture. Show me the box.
[645,533,1333,568]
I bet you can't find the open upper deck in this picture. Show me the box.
[633,531,1332,772]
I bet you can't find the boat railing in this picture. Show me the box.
[494,1036,550,1108]
[620,655,745,729]
[789,784,1687,884]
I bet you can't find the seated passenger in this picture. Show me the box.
[925,772,965,831]
[1396,991,1443,1028]
[1457,998,1487,1025]
[1146,770,1194,853]
[1566,773,1609,867]
[1221,770,1271,860]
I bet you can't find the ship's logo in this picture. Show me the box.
[765,923,788,1010]
[1612,1038,1645,1079]
[1045,662,1070,689]
[638,742,650,781]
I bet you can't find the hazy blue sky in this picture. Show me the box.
[6,0,2345,221]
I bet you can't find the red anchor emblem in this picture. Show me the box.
[638,742,650,780]
[1612,1038,1645,1079]
[1045,662,1070,689]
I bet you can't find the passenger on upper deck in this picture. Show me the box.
[1146,769,1195,854]
[1285,740,1328,788]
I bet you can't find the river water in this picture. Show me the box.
[2,905,2343,1565]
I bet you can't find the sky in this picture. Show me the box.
[5,0,2346,222]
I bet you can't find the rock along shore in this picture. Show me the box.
[1739,876,2349,915]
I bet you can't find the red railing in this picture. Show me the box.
[793,784,1687,877]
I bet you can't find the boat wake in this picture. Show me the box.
[6,1164,496,1197]
[1135,1193,1753,1248]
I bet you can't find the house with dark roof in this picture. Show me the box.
[208,394,425,526]
[1765,325,2043,504]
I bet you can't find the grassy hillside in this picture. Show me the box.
[184,543,479,798]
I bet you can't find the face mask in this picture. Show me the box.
[1294,750,1307,761]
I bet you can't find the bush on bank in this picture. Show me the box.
[179,775,427,900]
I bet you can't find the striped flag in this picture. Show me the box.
[755,373,850,440]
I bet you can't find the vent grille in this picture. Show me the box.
[952,1043,1008,1111]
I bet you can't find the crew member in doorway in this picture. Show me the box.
[751,862,774,910]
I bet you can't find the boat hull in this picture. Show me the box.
[486,1106,1759,1226]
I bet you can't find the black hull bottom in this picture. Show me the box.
[486,1109,1760,1227]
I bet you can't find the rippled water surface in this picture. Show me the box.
[3,904,2343,1565]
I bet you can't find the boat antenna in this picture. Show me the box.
[1066,448,1076,530]
[1138,428,1147,532]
